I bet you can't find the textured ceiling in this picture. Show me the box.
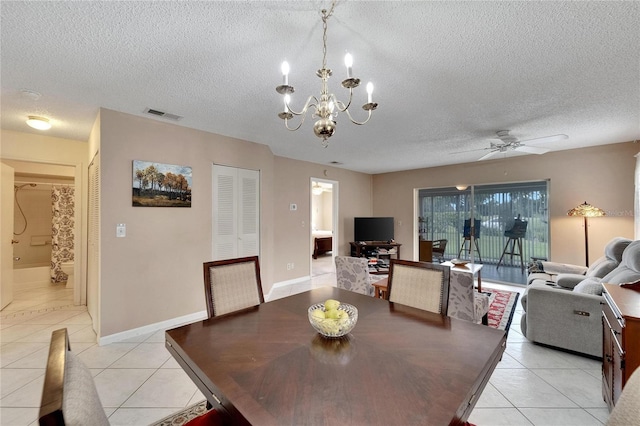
[1,1,639,174]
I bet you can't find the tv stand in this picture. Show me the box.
[350,241,401,260]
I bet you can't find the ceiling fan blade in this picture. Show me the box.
[478,150,500,161]
[450,147,491,155]
[519,134,568,145]
[515,145,550,155]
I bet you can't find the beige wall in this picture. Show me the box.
[98,109,275,336]
[272,157,373,282]
[97,109,373,337]
[372,142,637,266]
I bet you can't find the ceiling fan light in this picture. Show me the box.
[26,116,51,130]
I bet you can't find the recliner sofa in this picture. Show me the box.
[526,237,631,286]
[520,238,638,357]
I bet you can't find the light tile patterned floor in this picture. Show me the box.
[1,265,609,425]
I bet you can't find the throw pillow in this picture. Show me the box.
[573,278,603,295]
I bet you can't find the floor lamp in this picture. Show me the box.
[567,201,605,266]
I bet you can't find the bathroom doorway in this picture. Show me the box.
[1,159,80,313]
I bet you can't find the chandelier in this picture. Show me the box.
[276,1,378,147]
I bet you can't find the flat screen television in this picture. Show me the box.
[354,217,394,242]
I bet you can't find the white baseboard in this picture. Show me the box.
[265,275,311,299]
[100,275,315,345]
[99,310,208,346]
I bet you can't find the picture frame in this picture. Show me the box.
[132,160,192,207]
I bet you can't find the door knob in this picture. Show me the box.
[11,239,19,244]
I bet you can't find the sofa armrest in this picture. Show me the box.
[540,261,588,276]
[521,282,604,357]
[555,273,590,289]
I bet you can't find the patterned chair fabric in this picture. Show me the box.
[203,256,264,318]
[387,260,450,314]
[335,256,374,296]
[447,270,489,324]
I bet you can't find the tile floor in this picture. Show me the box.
[1,268,610,426]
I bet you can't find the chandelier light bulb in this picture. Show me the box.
[281,61,290,85]
[344,52,353,78]
[366,82,374,103]
[26,116,51,130]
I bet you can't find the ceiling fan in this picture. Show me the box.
[470,131,568,161]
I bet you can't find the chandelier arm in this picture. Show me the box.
[331,90,354,113]
[341,107,373,126]
[282,95,320,131]
[286,95,319,116]
[283,117,307,132]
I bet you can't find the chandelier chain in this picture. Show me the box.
[320,1,336,70]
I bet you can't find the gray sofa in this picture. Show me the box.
[521,238,638,357]
[526,237,631,286]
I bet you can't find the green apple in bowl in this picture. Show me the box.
[324,299,340,311]
[311,308,325,320]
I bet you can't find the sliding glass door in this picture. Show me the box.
[417,180,549,264]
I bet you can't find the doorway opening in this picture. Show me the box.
[310,179,338,277]
[1,159,80,313]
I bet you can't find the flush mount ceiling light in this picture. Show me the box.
[312,183,325,195]
[276,0,378,147]
[26,116,51,130]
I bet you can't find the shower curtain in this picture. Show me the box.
[51,185,75,283]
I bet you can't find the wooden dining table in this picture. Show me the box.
[165,287,506,425]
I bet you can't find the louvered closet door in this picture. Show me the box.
[87,154,100,333]
[212,165,259,260]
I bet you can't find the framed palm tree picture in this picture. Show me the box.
[132,160,192,207]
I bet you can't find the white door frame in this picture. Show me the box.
[310,177,339,275]
[0,157,85,306]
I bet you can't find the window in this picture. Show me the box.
[418,180,549,263]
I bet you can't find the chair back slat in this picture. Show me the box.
[387,260,450,314]
[203,256,264,318]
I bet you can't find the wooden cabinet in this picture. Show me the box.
[601,283,640,411]
[349,242,401,259]
[419,240,433,262]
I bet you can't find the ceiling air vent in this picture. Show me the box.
[143,108,183,121]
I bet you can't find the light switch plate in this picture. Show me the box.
[116,223,126,238]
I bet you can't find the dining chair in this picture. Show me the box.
[432,239,448,262]
[386,259,450,314]
[335,255,374,296]
[39,328,224,426]
[39,328,110,426]
[203,256,264,318]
